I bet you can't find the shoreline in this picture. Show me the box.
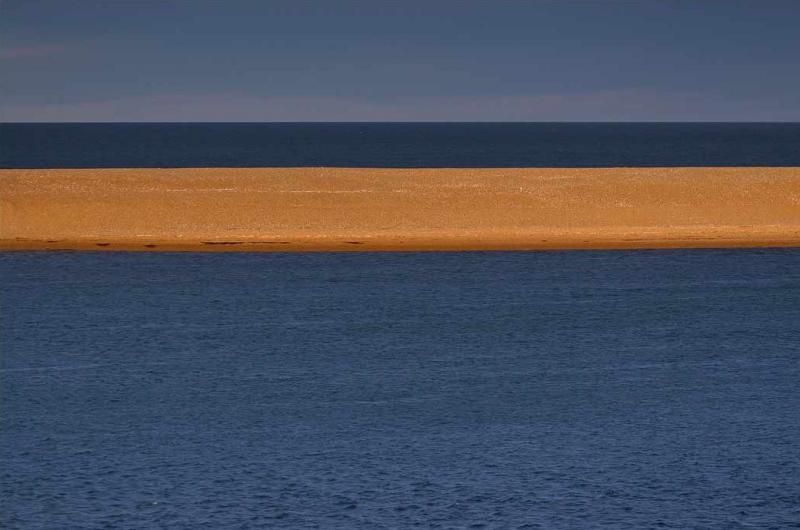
[2,167,800,252]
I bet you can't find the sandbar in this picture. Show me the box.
[1,167,799,251]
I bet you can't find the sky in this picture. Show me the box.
[2,0,799,122]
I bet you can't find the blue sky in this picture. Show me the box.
[2,1,799,121]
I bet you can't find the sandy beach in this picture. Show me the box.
[1,167,799,251]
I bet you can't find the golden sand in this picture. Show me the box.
[1,167,799,251]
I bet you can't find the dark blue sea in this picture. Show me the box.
[2,124,800,528]
[2,122,800,168]
[2,250,799,529]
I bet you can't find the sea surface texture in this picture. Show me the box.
[2,122,800,168]
[2,250,799,528]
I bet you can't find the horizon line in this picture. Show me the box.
[3,121,800,125]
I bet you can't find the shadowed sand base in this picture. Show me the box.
[2,167,800,252]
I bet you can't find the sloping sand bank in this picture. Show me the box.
[2,167,799,251]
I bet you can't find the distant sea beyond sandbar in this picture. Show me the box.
[1,167,799,252]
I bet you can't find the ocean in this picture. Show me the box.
[2,122,800,168]
[2,124,800,528]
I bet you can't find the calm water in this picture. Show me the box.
[2,250,799,528]
[2,122,800,168]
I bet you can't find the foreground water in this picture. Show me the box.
[2,250,799,528]
[3,122,800,168]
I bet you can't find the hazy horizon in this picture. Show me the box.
[4,120,800,124]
